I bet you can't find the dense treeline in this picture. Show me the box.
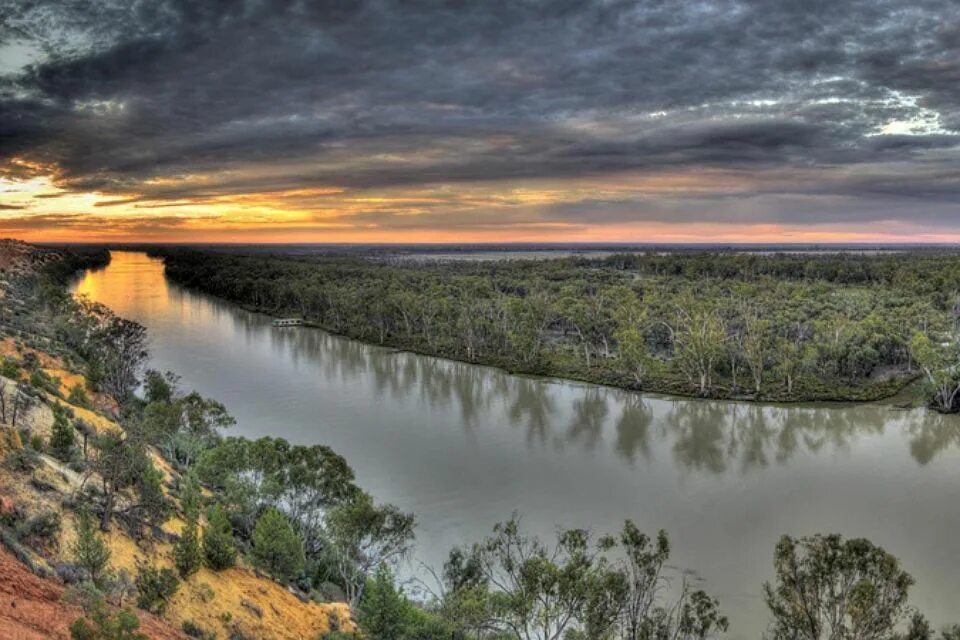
[158,249,960,410]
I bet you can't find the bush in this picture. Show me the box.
[53,560,85,585]
[202,504,237,571]
[17,510,62,548]
[29,434,45,451]
[68,383,91,408]
[251,508,305,582]
[134,562,180,614]
[0,357,19,378]
[67,583,145,640]
[181,620,216,639]
[5,446,40,472]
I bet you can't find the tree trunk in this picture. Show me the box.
[101,488,114,532]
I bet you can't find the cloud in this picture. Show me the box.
[1,0,959,236]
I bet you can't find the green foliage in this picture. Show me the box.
[174,519,202,578]
[202,503,237,571]
[436,517,727,640]
[72,507,112,589]
[68,586,146,640]
[325,492,416,607]
[16,509,62,548]
[140,375,234,469]
[68,383,91,407]
[358,565,460,640]
[764,534,922,640]
[134,562,180,614]
[90,431,170,530]
[159,249,960,405]
[251,507,305,582]
[173,473,203,577]
[195,436,359,552]
[49,402,77,460]
[357,565,411,640]
[5,445,40,472]
[0,356,20,379]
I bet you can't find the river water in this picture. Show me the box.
[73,251,960,637]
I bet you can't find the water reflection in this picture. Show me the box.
[224,320,960,471]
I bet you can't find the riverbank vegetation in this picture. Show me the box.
[2,241,960,640]
[157,249,960,411]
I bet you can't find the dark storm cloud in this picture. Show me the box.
[1,0,959,225]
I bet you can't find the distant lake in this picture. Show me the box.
[74,251,960,638]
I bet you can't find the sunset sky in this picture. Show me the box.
[1,0,959,243]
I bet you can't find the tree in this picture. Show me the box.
[252,507,305,582]
[615,326,659,388]
[774,337,815,396]
[741,314,769,396]
[89,432,168,531]
[202,504,237,571]
[326,493,416,608]
[50,402,77,461]
[671,302,727,396]
[72,507,112,589]
[173,475,202,577]
[764,534,924,640]
[95,316,148,406]
[618,522,670,640]
[134,562,180,614]
[357,564,411,640]
[909,332,960,413]
[469,516,618,640]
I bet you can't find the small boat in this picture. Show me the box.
[272,318,303,327]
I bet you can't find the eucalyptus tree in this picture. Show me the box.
[909,332,960,413]
[764,534,925,640]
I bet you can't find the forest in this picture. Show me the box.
[156,249,960,412]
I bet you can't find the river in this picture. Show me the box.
[72,251,960,637]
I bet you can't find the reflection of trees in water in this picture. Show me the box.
[615,394,655,464]
[263,323,960,473]
[506,378,556,445]
[906,412,960,465]
[665,401,731,474]
[566,388,609,451]
[661,401,889,474]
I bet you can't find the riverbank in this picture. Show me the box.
[153,248,932,407]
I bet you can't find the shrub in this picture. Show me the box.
[71,508,112,589]
[5,446,40,472]
[181,620,216,639]
[134,562,179,614]
[202,504,237,571]
[0,357,19,378]
[67,583,145,640]
[29,434,45,451]
[17,510,62,548]
[54,560,85,585]
[68,384,91,408]
[251,508,304,582]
